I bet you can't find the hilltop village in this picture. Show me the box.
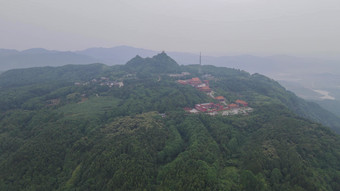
[72,69,253,116]
[74,76,125,88]
[171,74,253,116]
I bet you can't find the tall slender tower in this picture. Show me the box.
[199,52,202,74]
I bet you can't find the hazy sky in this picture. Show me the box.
[1,0,340,56]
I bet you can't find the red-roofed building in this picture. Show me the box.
[189,77,202,86]
[228,103,238,109]
[191,77,201,82]
[198,86,211,92]
[195,103,212,112]
[215,96,225,101]
[177,80,187,85]
[194,103,228,113]
[177,78,203,86]
[235,100,248,107]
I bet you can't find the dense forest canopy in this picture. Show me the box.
[0,53,339,190]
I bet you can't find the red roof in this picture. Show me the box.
[215,96,225,100]
[235,99,248,105]
[228,103,238,108]
[191,77,201,81]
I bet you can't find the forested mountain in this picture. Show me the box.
[0,53,339,190]
[0,48,96,71]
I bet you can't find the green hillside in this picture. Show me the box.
[0,53,339,190]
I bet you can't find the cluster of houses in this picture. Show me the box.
[177,77,212,92]
[183,89,252,116]
[176,76,252,116]
[168,72,190,77]
[184,98,252,116]
[74,77,124,88]
[187,103,227,113]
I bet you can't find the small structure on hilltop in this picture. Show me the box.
[197,86,211,92]
[168,72,190,77]
[115,82,124,88]
[228,103,238,109]
[215,96,225,102]
[235,99,248,107]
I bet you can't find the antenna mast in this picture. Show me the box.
[200,52,201,65]
[199,52,202,74]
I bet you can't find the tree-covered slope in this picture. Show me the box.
[0,63,111,87]
[0,53,339,190]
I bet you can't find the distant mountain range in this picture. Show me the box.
[1,46,340,77]
[0,48,96,71]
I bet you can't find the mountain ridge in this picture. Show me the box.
[2,46,340,76]
[0,53,340,190]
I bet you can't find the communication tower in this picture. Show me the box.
[199,52,202,74]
